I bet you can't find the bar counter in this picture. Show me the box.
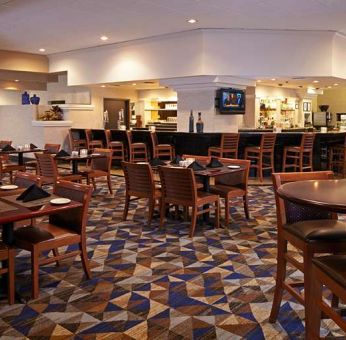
[71,128,346,171]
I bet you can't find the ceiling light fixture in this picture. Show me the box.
[39,48,45,52]
[257,80,262,83]
[327,86,332,89]
[132,83,137,86]
[101,85,106,88]
[100,36,109,41]
[313,80,319,83]
[271,78,276,81]
[187,18,198,24]
[14,79,19,82]
[334,83,339,86]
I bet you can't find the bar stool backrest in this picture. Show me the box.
[126,130,133,146]
[222,133,239,149]
[105,130,112,147]
[150,132,159,147]
[85,129,93,146]
[301,133,315,150]
[91,148,112,172]
[261,133,277,150]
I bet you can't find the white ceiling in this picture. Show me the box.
[1,0,346,54]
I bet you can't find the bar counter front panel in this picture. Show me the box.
[71,128,345,171]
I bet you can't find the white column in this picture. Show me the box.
[161,76,256,132]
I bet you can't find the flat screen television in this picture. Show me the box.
[217,88,246,114]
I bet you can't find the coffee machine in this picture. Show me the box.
[313,105,333,128]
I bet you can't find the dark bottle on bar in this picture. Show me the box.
[196,112,204,133]
[189,110,194,132]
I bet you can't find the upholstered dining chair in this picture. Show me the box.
[35,153,81,185]
[14,171,42,188]
[209,158,250,224]
[269,171,346,330]
[158,166,220,237]
[121,161,161,226]
[81,148,113,194]
[13,180,93,299]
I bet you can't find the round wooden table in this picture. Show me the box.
[277,179,346,214]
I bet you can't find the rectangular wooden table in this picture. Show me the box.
[0,148,45,165]
[55,153,106,174]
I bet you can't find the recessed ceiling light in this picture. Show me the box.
[187,18,198,24]
[313,80,319,83]
[334,83,339,86]
[101,85,106,88]
[132,83,137,86]
[327,86,332,89]
[257,80,262,83]
[271,78,276,81]
[100,36,109,41]
[39,48,45,52]
[14,79,19,82]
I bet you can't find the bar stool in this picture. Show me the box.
[244,133,276,182]
[150,132,175,160]
[85,129,103,152]
[282,133,315,172]
[126,131,148,162]
[329,137,346,177]
[105,129,126,162]
[208,133,239,158]
[68,129,86,151]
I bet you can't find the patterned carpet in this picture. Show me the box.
[0,176,344,339]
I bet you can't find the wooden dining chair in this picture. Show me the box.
[283,133,315,172]
[182,154,211,163]
[209,158,250,224]
[0,156,26,184]
[307,255,346,338]
[245,132,276,182]
[81,148,113,194]
[0,140,12,149]
[13,180,93,299]
[25,143,61,172]
[14,171,42,188]
[329,136,346,178]
[269,171,346,329]
[150,132,175,160]
[105,129,126,162]
[85,129,103,152]
[0,243,15,304]
[208,133,240,159]
[35,153,82,185]
[158,166,220,237]
[121,161,161,226]
[69,129,87,151]
[126,131,148,162]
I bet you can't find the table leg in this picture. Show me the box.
[18,153,24,166]
[72,160,78,174]
[2,223,14,245]
[202,177,210,222]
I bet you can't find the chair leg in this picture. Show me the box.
[123,195,130,221]
[306,270,322,339]
[214,199,220,229]
[303,248,314,334]
[159,202,166,229]
[91,178,96,191]
[107,175,113,194]
[243,195,250,219]
[52,248,60,267]
[269,238,288,323]
[147,198,154,226]
[189,207,197,238]
[259,153,263,183]
[31,249,40,299]
[283,149,287,171]
[79,241,92,279]
[299,152,303,172]
[224,198,230,225]
[7,248,15,304]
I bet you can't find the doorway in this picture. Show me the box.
[103,98,130,129]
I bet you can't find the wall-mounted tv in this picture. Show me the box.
[217,88,246,114]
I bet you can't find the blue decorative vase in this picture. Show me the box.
[30,94,40,105]
[22,91,30,105]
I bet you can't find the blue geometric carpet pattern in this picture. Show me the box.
[0,176,343,339]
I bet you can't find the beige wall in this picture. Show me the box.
[0,50,48,73]
[317,88,346,114]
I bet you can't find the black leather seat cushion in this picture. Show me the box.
[313,255,346,288]
[284,220,346,242]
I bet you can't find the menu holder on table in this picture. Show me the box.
[16,184,51,203]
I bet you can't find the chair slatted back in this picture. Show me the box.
[150,132,159,147]
[105,130,112,148]
[121,161,155,198]
[14,172,42,188]
[91,148,113,172]
[216,158,250,189]
[261,133,277,150]
[50,180,92,234]
[44,143,60,154]
[159,166,197,205]
[301,133,315,150]
[182,154,211,163]
[222,133,240,149]
[85,129,93,147]
[272,171,335,229]
[0,140,12,149]
[35,153,58,182]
